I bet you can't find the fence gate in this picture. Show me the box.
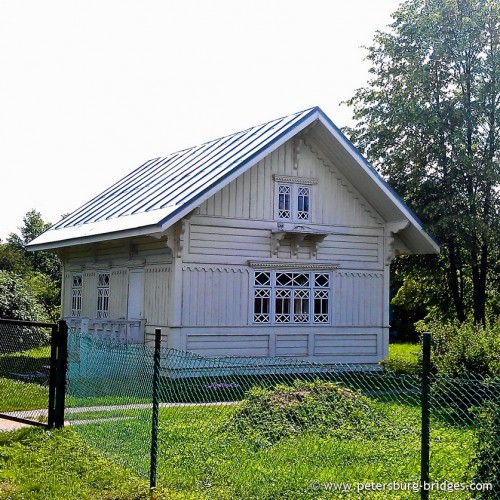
[0,318,67,429]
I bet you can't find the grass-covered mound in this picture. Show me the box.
[225,379,385,446]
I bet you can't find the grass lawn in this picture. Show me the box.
[0,343,479,499]
[380,342,421,375]
[0,346,51,412]
[0,427,181,500]
[70,397,475,499]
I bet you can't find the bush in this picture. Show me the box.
[472,394,500,498]
[225,379,383,447]
[417,319,500,377]
[0,271,45,322]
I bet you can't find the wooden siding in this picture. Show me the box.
[314,333,378,356]
[189,224,271,259]
[109,269,128,319]
[82,271,97,318]
[186,334,269,357]
[333,271,384,326]
[197,140,383,228]
[176,327,383,362]
[181,265,249,326]
[275,334,309,357]
[144,265,170,326]
[186,218,384,270]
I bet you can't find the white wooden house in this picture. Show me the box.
[28,107,439,364]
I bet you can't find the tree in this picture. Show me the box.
[345,0,499,325]
[0,210,61,321]
[0,270,45,321]
[6,209,60,281]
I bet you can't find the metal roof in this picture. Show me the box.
[28,106,439,254]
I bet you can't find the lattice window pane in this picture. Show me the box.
[297,186,310,220]
[71,274,83,317]
[254,271,271,286]
[314,273,329,287]
[71,289,82,317]
[254,288,270,323]
[97,272,110,319]
[292,272,309,286]
[314,289,329,323]
[276,272,293,287]
[275,288,291,323]
[278,185,291,219]
[293,289,309,323]
[98,273,110,287]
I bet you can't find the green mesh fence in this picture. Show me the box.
[65,328,499,499]
[0,320,54,426]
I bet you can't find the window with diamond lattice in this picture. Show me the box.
[253,271,330,324]
[276,184,310,222]
[97,272,110,319]
[71,274,82,317]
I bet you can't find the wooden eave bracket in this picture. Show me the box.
[271,224,329,257]
[384,219,410,264]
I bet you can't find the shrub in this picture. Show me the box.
[0,271,45,322]
[417,319,500,377]
[472,393,500,498]
[225,379,383,447]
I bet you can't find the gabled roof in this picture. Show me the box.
[28,107,440,254]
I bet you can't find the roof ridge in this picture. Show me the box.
[161,106,319,159]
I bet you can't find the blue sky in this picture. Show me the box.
[0,0,402,240]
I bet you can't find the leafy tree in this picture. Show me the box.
[345,0,499,325]
[6,209,60,281]
[0,210,61,321]
[0,271,45,321]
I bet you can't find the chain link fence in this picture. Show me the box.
[0,319,57,427]
[64,327,499,499]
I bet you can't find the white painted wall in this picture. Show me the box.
[63,136,392,363]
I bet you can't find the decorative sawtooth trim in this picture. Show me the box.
[182,265,248,273]
[145,265,171,273]
[335,270,384,278]
[273,174,318,185]
[248,260,339,270]
[111,269,128,275]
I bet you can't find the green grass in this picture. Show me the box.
[380,342,421,375]
[1,390,477,499]
[70,398,475,499]
[0,345,51,412]
[0,427,163,500]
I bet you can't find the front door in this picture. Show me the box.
[127,269,144,342]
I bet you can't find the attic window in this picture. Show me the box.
[274,176,316,222]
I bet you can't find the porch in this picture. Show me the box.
[65,317,146,344]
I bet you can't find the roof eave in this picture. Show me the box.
[315,111,440,255]
[26,223,164,252]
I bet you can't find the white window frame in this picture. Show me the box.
[252,270,331,325]
[96,272,110,319]
[71,273,83,317]
[276,183,311,222]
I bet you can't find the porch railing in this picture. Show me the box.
[65,317,146,344]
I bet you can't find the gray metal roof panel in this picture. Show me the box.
[27,106,439,255]
[54,108,314,231]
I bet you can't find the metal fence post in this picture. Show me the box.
[150,328,162,490]
[54,320,68,429]
[47,323,58,428]
[421,332,431,499]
